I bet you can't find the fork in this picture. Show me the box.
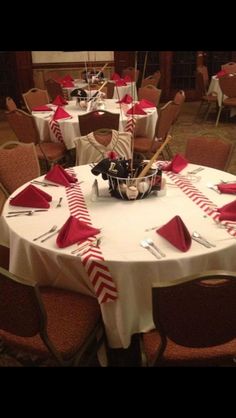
[145,238,166,257]
[187,167,204,174]
[33,225,57,241]
[140,240,161,259]
[56,197,63,208]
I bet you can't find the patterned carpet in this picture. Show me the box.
[0,102,236,366]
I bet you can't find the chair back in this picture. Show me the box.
[5,109,40,145]
[138,86,162,107]
[74,129,132,165]
[151,271,236,364]
[45,79,64,101]
[172,90,186,122]
[122,67,140,82]
[196,65,209,89]
[185,136,234,171]
[141,71,161,88]
[0,142,40,195]
[221,62,236,74]
[6,96,17,111]
[22,88,49,113]
[106,81,115,99]
[78,110,120,136]
[218,73,236,98]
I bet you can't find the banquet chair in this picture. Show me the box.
[74,129,132,165]
[78,110,120,136]
[194,70,218,122]
[106,81,115,99]
[141,71,161,88]
[0,142,41,195]
[45,79,64,102]
[6,96,17,112]
[122,67,140,83]
[185,136,234,171]
[138,86,162,107]
[215,73,236,126]
[0,266,105,367]
[141,270,236,367]
[5,109,67,172]
[172,90,186,123]
[22,88,50,113]
[133,100,182,160]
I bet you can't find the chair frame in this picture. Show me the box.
[144,270,236,367]
[0,266,104,367]
[22,88,50,113]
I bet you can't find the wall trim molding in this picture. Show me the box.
[33,61,114,70]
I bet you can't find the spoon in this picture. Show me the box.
[56,197,63,208]
[192,231,216,247]
[145,238,166,257]
[140,240,161,259]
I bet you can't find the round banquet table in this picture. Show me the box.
[1,163,236,348]
[32,99,157,150]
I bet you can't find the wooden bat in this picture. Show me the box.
[137,134,172,178]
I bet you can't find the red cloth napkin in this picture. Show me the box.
[56,215,100,248]
[163,154,188,173]
[117,94,133,104]
[10,184,51,208]
[217,183,236,194]
[45,164,77,187]
[123,75,132,82]
[53,106,72,121]
[61,80,75,87]
[115,79,127,87]
[52,95,68,106]
[139,98,156,108]
[126,103,147,115]
[217,200,236,221]
[111,73,121,80]
[32,105,52,111]
[156,215,192,252]
[62,74,74,82]
[216,69,227,78]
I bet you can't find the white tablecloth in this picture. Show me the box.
[33,99,157,150]
[1,164,236,348]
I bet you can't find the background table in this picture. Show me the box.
[1,164,236,348]
[33,99,158,150]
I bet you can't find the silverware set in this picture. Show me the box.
[33,225,58,241]
[71,236,102,256]
[140,239,166,259]
[191,231,216,248]
[6,209,48,217]
[31,180,59,187]
[187,167,204,174]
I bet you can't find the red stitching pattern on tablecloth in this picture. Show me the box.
[65,170,118,303]
[165,171,236,237]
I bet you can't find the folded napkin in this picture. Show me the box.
[163,154,188,174]
[52,106,72,121]
[217,200,236,221]
[216,69,227,78]
[111,73,121,80]
[32,105,52,112]
[156,215,192,252]
[123,75,132,82]
[126,103,147,115]
[52,95,68,106]
[61,80,75,87]
[115,79,127,87]
[62,74,74,82]
[45,164,77,187]
[10,184,51,208]
[117,94,133,104]
[139,98,156,108]
[217,183,236,194]
[56,215,100,248]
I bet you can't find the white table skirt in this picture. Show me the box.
[1,163,236,348]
